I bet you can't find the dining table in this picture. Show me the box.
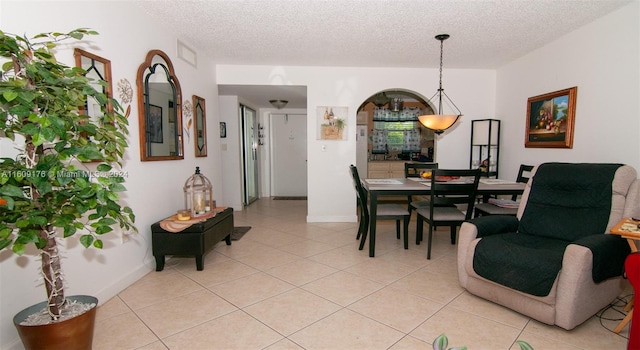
[360,177,527,257]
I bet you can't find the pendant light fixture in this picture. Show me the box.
[269,99,288,109]
[418,34,462,135]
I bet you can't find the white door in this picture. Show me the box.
[271,114,307,196]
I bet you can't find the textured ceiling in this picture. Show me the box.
[137,0,631,108]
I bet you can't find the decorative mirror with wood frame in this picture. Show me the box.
[193,95,207,157]
[74,48,113,162]
[74,48,113,114]
[137,49,184,161]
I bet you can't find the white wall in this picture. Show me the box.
[496,1,640,180]
[218,95,244,210]
[216,66,496,222]
[0,2,222,348]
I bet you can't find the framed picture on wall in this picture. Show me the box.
[525,86,577,148]
[220,122,227,138]
[317,106,348,140]
[148,104,163,143]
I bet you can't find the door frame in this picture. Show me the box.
[240,104,259,206]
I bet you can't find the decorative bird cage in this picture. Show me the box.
[183,167,214,218]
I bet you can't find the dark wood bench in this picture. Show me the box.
[151,207,234,271]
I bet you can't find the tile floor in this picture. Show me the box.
[94,199,631,349]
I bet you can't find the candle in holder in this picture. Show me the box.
[177,209,191,221]
[194,193,205,214]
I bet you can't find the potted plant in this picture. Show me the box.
[433,334,533,350]
[0,28,136,348]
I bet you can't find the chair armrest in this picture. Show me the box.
[466,215,519,238]
[573,234,631,282]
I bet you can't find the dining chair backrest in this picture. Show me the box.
[405,162,439,178]
[429,169,481,220]
[349,164,368,208]
[512,164,534,200]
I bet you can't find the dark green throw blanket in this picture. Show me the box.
[473,163,625,297]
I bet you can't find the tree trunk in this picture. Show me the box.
[25,137,65,319]
[40,225,65,319]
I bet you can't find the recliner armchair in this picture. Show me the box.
[458,163,640,330]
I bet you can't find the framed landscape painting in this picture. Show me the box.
[525,86,577,148]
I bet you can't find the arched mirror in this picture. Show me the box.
[137,49,183,161]
[193,95,207,157]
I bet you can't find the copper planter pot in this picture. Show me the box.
[13,295,98,350]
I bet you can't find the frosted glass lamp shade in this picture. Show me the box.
[269,100,288,109]
[418,114,460,134]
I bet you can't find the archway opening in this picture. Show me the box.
[356,89,437,163]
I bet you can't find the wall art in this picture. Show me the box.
[525,86,577,148]
[317,106,347,140]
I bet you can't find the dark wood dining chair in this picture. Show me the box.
[404,162,438,217]
[474,164,533,217]
[415,168,481,259]
[349,165,410,252]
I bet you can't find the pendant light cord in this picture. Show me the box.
[437,38,444,114]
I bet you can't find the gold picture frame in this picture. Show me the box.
[525,86,577,148]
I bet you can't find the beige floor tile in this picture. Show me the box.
[234,246,302,270]
[376,246,432,268]
[421,253,459,276]
[244,288,341,335]
[345,256,420,285]
[263,338,305,349]
[388,335,431,349]
[266,259,338,286]
[302,271,384,306]
[289,308,404,349]
[134,268,180,284]
[274,221,330,236]
[278,239,337,257]
[413,227,459,259]
[118,272,203,310]
[241,213,284,227]
[214,239,272,259]
[162,310,284,350]
[137,340,169,349]
[208,272,295,308]
[513,331,581,350]
[181,259,260,287]
[391,266,464,304]
[307,246,372,270]
[170,249,231,271]
[134,289,238,338]
[91,199,626,350]
[523,316,628,349]
[96,296,131,321]
[448,292,529,329]
[410,307,522,349]
[305,227,358,246]
[92,311,158,350]
[244,227,306,248]
[348,286,443,333]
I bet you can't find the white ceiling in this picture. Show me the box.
[138,0,631,109]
